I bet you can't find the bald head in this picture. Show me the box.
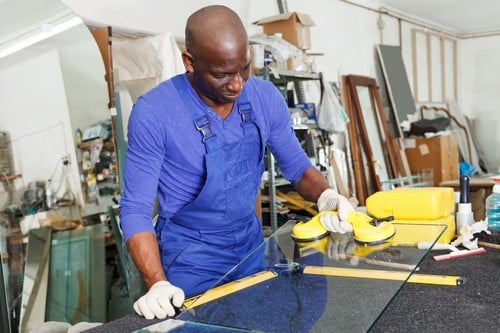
[185,5,248,56]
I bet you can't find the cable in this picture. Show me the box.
[340,0,458,38]
[9,122,64,144]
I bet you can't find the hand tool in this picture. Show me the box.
[418,241,487,261]
[183,259,301,310]
[183,271,278,309]
[432,247,486,261]
[290,211,330,241]
[291,211,396,245]
[304,266,465,286]
[276,190,318,216]
[477,240,500,250]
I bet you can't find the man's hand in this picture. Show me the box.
[133,281,185,320]
[317,189,356,233]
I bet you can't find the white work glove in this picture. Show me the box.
[133,281,185,320]
[317,189,356,234]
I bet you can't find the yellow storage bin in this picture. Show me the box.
[391,215,456,245]
[366,187,455,220]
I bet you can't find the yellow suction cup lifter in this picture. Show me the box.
[347,211,396,245]
[291,212,329,242]
[291,211,396,245]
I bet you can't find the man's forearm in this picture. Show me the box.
[126,231,167,288]
[295,167,330,203]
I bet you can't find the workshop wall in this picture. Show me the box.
[59,0,499,171]
[0,50,79,204]
[460,35,500,170]
[0,23,108,209]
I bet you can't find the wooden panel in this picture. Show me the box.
[88,26,121,174]
[88,26,115,108]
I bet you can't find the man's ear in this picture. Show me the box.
[182,51,194,73]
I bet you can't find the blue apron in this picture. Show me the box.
[155,75,265,297]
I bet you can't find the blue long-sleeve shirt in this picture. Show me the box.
[120,74,313,241]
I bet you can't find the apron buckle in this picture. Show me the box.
[194,116,216,142]
[238,102,253,126]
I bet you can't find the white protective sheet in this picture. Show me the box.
[112,32,184,140]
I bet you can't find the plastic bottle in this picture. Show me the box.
[486,176,500,231]
[456,175,474,235]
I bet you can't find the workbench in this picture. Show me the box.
[371,233,500,333]
[86,221,500,332]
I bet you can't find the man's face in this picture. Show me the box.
[185,43,251,106]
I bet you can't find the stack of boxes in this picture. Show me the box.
[253,11,315,71]
[404,134,459,186]
[253,12,315,50]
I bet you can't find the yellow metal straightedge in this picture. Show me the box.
[183,270,278,309]
[304,266,464,286]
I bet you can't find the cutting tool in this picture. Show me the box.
[291,211,396,245]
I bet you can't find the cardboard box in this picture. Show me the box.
[404,135,459,186]
[470,188,486,221]
[253,12,315,50]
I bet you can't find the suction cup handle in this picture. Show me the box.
[459,175,470,204]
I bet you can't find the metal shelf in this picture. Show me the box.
[264,71,322,231]
[269,70,322,85]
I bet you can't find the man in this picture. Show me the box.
[120,5,355,320]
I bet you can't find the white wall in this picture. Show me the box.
[62,0,399,83]
[460,35,500,171]
[0,22,108,209]
[0,49,81,204]
[55,0,500,172]
[57,27,109,135]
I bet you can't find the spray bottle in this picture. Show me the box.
[486,175,500,231]
[456,175,474,235]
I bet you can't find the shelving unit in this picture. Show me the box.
[264,70,322,231]
[77,138,118,205]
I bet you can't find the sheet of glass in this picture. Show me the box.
[1,225,12,333]
[19,227,52,332]
[137,319,255,332]
[46,224,107,324]
[168,220,446,333]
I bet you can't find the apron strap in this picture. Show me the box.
[238,100,253,126]
[172,75,218,153]
[236,88,256,137]
[172,75,255,151]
